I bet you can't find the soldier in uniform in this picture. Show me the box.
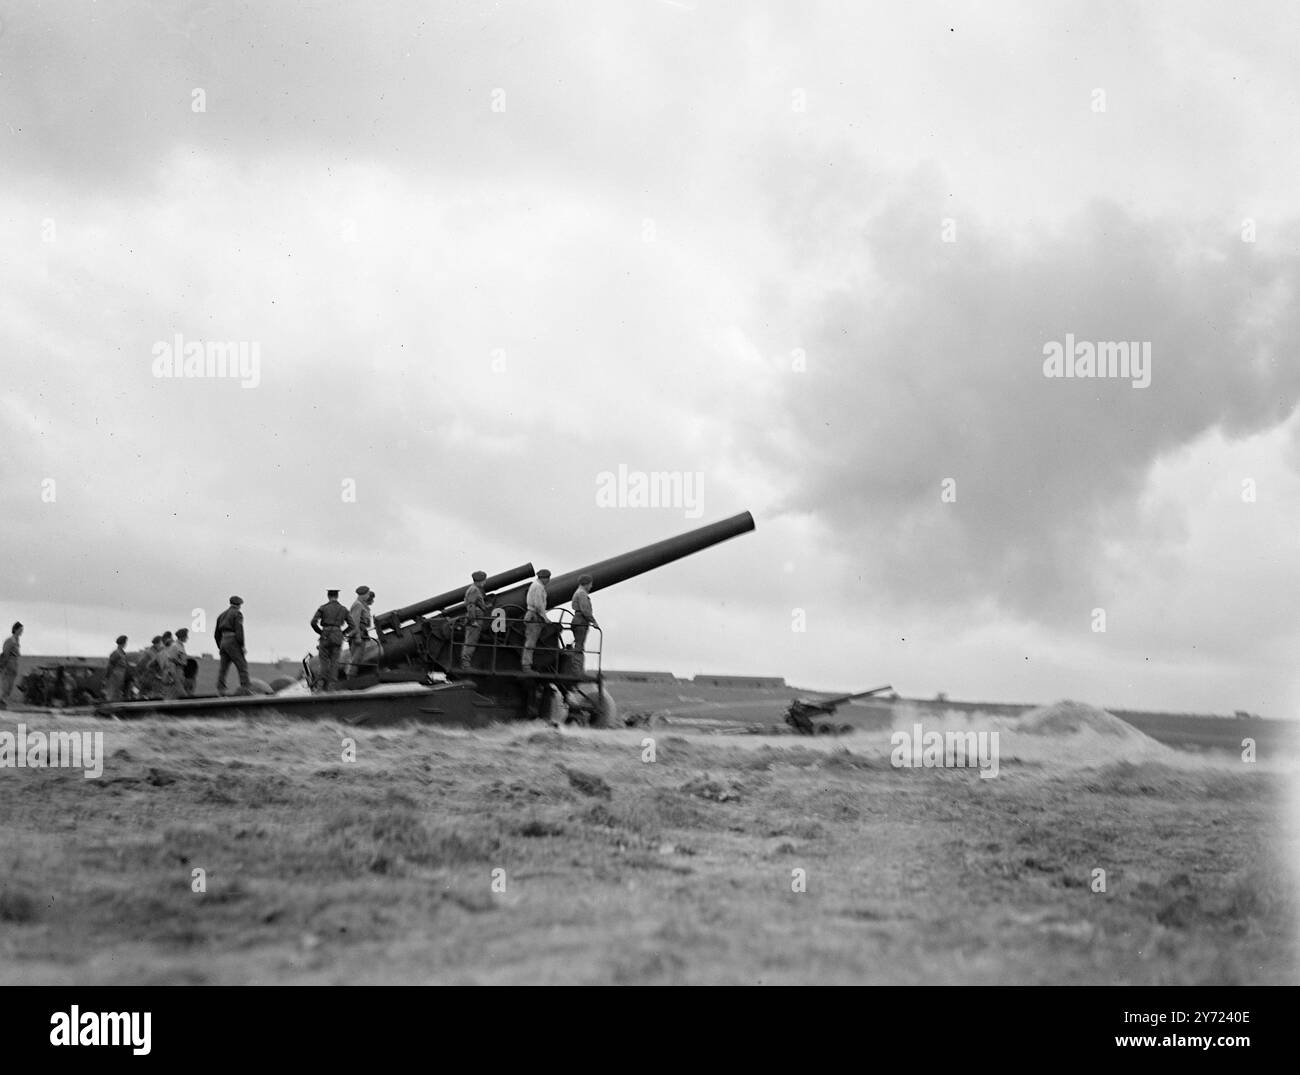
[521,569,551,671]
[159,631,185,699]
[460,571,491,669]
[132,636,159,699]
[570,574,599,670]
[347,585,372,677]
[215,596,251,696]
[176,628,197,695]
[311,588,350,691]
[145,635,168,699]
[0,622,22,708]
[362,591,376,670]
[105,635,130,701]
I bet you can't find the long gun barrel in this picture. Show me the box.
[374,563,536,631]
[378,512,756,667]
[812,686,893,708]
[441,511,756,620]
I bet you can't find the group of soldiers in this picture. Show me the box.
[477,568,600,672]
[309,586,376,690]
[466,568,600,673]
[0,569,605,707]
[0,618,200,706]
[520,569,599,671]
[108,628,199,701]
[306,569,601,691]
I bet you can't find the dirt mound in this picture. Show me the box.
[1011,700,1173,766]
[1018,700,1140,738]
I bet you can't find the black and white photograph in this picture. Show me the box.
[0,0,1296,1026]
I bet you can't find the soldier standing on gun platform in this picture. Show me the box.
[176,628,196,695]
[134,636,162,699]
[148,635,168,698]
[521,569,551,671]
[570,574,599,671]
[164,628,190,697]
[460,571,490,669]
[311,588,350,691]
[362,591,376,671]
[215,596,251,696]
[347,586,372,678]
[105,635,130,701]
[159,631,184,699]
[0,622,22,708]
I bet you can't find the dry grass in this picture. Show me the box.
[0,714,1294,984]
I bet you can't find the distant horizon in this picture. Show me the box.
[8,648,1284,722]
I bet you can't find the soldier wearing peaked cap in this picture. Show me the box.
[215,597,251,696]
[311,589,350,691]
[460,571,491,669]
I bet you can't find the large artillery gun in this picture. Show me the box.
[332,511,757,726]
[785,685,893,736]
[97,512,756,727]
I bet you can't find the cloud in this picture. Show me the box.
[2,1,1298,716]
[747,168,1300,626]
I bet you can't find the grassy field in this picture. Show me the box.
[0,707,1295,985]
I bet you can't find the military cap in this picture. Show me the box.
[471,570,487,582]
[356,585,370,595]
[229,595,243,606]
[327,588,340,597]
[537,569,551,579]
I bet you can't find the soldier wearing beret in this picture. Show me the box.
[175,627,197,696]
[521,569,551,671]
[159,630,185,700]
[133,636,162,699]
[347,586,374,677]
[570,574,599,671]
[105,635,130,702]
[460,571,491,669]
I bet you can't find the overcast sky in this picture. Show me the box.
[2,0,1297,717]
